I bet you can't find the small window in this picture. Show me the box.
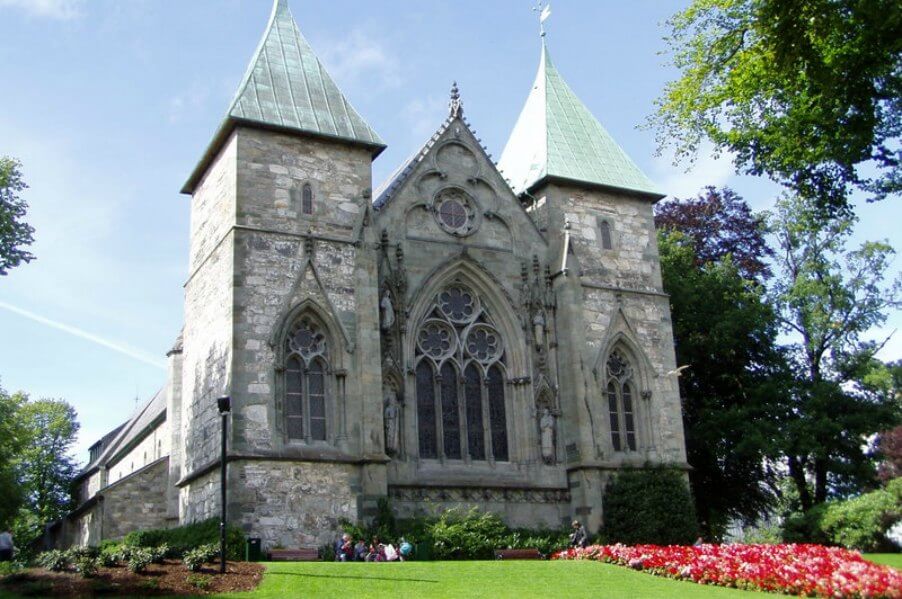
[302,184,313,215]
[599,220,613,250]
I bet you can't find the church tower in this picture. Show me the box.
[178,0,387,548]
[498,39,688,532]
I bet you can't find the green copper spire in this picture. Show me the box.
[183,0,384,194]
[498,42,661,198]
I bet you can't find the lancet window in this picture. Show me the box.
[604,350,637,452]
[414,284,509,461]
[302,183,314,215]
[284,316,329,442]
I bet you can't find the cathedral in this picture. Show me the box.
[64,0,687,550]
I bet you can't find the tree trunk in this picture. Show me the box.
[788,455,812,511]
[813,458,828,504]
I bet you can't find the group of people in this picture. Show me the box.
[333,533,413,562]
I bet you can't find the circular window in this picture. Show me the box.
[432,188,477,236]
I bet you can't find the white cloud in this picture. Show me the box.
[317,29,401,91]
[653,144,737,200]
[0,301,167,369]
[0,0,83,20]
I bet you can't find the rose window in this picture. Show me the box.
[438,286,477,323]
[432,188,477,236]
[465,325,502,363]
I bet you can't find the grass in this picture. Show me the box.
[209,561,770,598]
[863,553,902,569]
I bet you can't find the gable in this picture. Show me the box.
[374,113,546,255]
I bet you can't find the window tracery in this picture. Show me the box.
[414,284,509,461]
[284,317,330,442]
[604,349,637,452]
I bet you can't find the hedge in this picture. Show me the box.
[123,518,244,559]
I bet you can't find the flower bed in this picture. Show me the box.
[552,543,902,598]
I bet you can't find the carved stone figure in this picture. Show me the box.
[383,389,400,455]
[532,311,546,348]
[380,290,395,330]
[539,408,555,464]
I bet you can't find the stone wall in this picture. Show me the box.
[231,460,360,549]
[103,458,170,541]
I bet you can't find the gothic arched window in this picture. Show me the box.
[414,284,509,461]
[284,316,329,442]
[599,220,613,250]
[302,183,314,215]
[605,350,637,452]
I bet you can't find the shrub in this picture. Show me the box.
[127,548,153,574]
[601,468,699,545]
[149,544,170,564]
[186,574,213,590]
[124,518,243,559]
[99,544,121,567]
[429,508,511,560]
[73,555,99,579]
[36,550,69,572]
[783,479,902,551]
[183,544,217,572]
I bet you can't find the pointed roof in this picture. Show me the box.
[498,42,662,199]
[182,0,385,194]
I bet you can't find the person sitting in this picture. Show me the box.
[569,520,588,548]
[334,533,352,562]
[366,537,386,562]
[354,538,368,562]
[384,542,399,562]
[398,538,413,562]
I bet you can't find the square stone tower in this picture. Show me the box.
[178,0,388,548]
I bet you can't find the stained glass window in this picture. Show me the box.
[416,361,437,459]
[441,362,461,459]
[465,365,485,460]
[606,350,638,452]
[284,317,329,443]
[414,284,510,461]
[439,199,466,228]
[487,366,508,462]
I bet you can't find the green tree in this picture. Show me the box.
[0,383,26,528]
[652,0,902,212]
[0,157,35,275]
[659,230,787,538]
[769,195,901,509]
[16,398,79,523]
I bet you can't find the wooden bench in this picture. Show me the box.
[269,548,320,562]
[494,548,544,560]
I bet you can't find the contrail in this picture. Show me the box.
[0,301,167,370]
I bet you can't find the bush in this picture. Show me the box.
[124,518,244,559]
[127,548,153,574]
[783,479,902,551]
[601,468,699,545]
[73,555,99,579]
[98,544,122,567]
[183,543,218,572]
[150,543,170,564]
[36,550,69,572]
[186,574,213,590]
[428,508,510,560]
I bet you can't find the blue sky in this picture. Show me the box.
[0,0,898,462]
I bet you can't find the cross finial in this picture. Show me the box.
[449,81,463,117]
[532,2,551,37]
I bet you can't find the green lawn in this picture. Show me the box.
[214,561,769,599]
[864,553,902,569]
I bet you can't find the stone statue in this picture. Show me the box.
[380,290,395,330]
[532,311,546,348]
[383,389,400,455]
[539,408,555,464]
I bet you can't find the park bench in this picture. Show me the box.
[268,548,320,561]
[494,548,545,560]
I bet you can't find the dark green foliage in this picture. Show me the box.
[0,384,25,529]
[123,518,243,559]
[602,469,699,545]
[783,478,902,551]
[653,0,902,212]
[186,574,213,590]
[73,555,99,578]
[0,157,35,276]
[341,504,570,560]
[658,228,786,538]
[182,545,217,572]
